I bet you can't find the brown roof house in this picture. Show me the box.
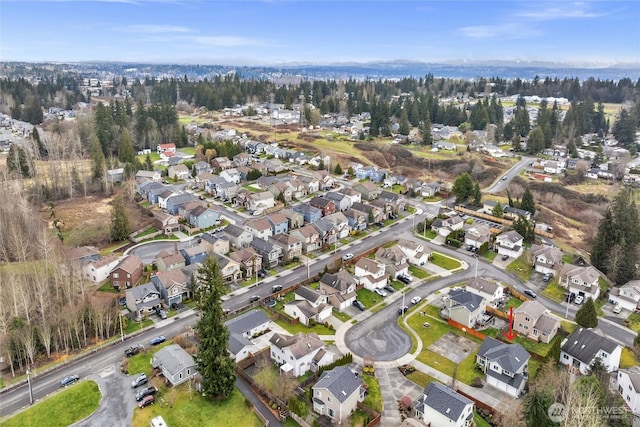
[375,246,409,279]
[319,270,357,311]
[284,286,333,326]
[110,254,143,290]
[513,300,560,344]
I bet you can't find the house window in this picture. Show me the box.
[619,386,623,393]
[187,369,190,375]
[179,373,182,379]
[113,273,119,278]
[327,396,331,402]
[328,408,334,418]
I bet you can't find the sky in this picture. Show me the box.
[1,0,639,67]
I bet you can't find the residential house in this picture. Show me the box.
[323,212,351,239]
[230,247,262,279]
[476,337,530,398]
[420,182,442,198]
[375,246,409,279]
[434,141,457,151]
[216,181,240,201]
[212,156,233,171]
[482,200,498,216]
[298,175,320,194]
[107,168,124,184]
[179,244,208,266]
[504,206,532,222]
[213,253,242,283]
[465,278,504,308]
[151,344,197,386]
[246,191,275,213]
[354,258,387,290]
[224,224,254,248]
[269,233,303,262]
[431,215,464,237]
[251,238,282,268]
[284,287,332,326]
[293,203,323,224]
[137,181,164,200]
[245,140,266,154]
[309,196,337,217]
[609,280,640,312]
[264,158,286,173]
[351,202,383,224]
[225,310,272,363]
[151,269,189,307]
[288,178,308,199]
[82,255,120,283]
[157,189,177,210]
[414,382,474,427]
[268,182,293,203]
[193,161,212,175]
[464,223,492,250]
[125,282,162,318]
[189,206,220,230]
[513,301,560,343]
[155,250,186,272]
[313,218,339,247]
[67,245,99,265]
[495,230,524,259]
[529,244,563,277]
[442,288,486,329]
[245,218,274,241]
[233,152,251,166]
[324,192,352,212]
[166,193,198,215]
[560,327,622,375]
[266,212,289,235]
[220,168,241,184]
[110,255,143,290]
[290,224,322,253]
[314,170,335,190]
[319,270,357,310]
[200,233,230,256]
[379,190,406,212]
[177,201,203,220]
[559,263,602,301]
[397,239,432,266]
[352,182,381,200]
[270,332,334,377]
[616,368,640,423]
[167,164,190,180]
[355,165,376,180]
[135,169,162,183]
[343,209,367,232]
[312,366,365,424]
[338,187,362,205]
[204,176,228,195]
[157,143,176,156]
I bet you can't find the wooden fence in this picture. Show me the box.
[454,205,554,238]
[485,305,510,321]
[357,402,382,427]
[455,388,497,416]
[447,319,486,340]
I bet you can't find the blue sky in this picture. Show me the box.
[1,1,639,66]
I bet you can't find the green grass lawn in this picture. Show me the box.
[620,347,639,369]
[125,340,173,375]
[332,310,351,322]
[417,230,437,240]
[408,266,430,279]
[98,282,118,293]
[430,252,462,270]
[405,370,442,388]
[474,411,493,427]
[510,334,560,358]
[481,250,497,261]
[541,281,565,303]
[0,380,101,427]
[502,296,524,312]
[123,318,153,335]
[561,320,578,334]
[131,386,261,427]
[362,375,382,412]
[274,318,335,336]
[625,312,640,332]
[356,289,384,309]
[506,255,533,282]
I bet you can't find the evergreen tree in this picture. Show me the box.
[452,173,474,203]
[526,126,545,154]
[612,108,637,149]
[472,183,482,207]
[492,202,504,218]
[398,108,410,135]
[195,257,236,400]
[523,388,555,427]
[145,154,153,171]
[503,121,514,142]
[521,187,536,215]
[276,191,286,205]
[567,139,579,158]
[110,196,131,241]
[118,129,136,164]
[419,116,433,145]
[32,127,48,159]
[334,163,343,175]
[347,166,355,177]
[575,297,598,328]
[318,159,325,171]
[507,190,514,208]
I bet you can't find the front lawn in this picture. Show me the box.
[124,340,173,375]
[356,289,384,309]
[362,375,382,412]
[408,266,430,279]
[502,296,524,312]
[274,318,335,336]
[332,310,351,322]
[481,250,497,261]
[620,347,639,369]
[0,380,101,427]
[123,318,154,335]
[405,370,442,388]
[625,312,640,332]
[541,281,565,303]
[505,255,533,282]
[98,282,118,293]
[430,253,462,270]
[131,386,261,427]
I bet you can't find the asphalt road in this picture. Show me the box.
[485,155,535,193]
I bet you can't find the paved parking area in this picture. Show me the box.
[428,332,479,363]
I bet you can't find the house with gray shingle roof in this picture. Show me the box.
[312,366,365,424]
[414,382,474,427]
[513,300,560,344]
[476,337,530,398]
[616,368,640,418]
[151,344,198,386]
[270,333,333,377]
[319,270,357,311]
[442,288,486,328]
[225,310,272,362]
[560,327,621,375]
[125,282,162,318]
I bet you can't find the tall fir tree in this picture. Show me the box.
[575,297,598,328]
[195,257,236,400]
[521,188,536,215]
[110,196,131,241]
[523,388,555,427]
[472,183,482,207]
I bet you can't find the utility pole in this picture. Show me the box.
[26,368,33,405]
[306,253,310,280]
[119,311,124,342]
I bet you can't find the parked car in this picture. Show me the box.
[389,213,398,219]
[543,273,552,282]
[157,309,167,320]
[613,304,622,314]
[384,285,395,293]
[135,386,158,401]
[524,289,537,299]
[258,269,268,278]
[249,295,260,303]
[60,374,80,387]
[119,297,127,306]
[131,374,148,388]
[138,395,155,408]
[271,284,283,292]
[374,288,387,297]
[502,176,508,181]
[466,245,474,251]
[574,295,584,305]
[150,336,166,346]
[374,222,384,228]
[411,296,422,305]
[566,293,576,303]
[398,274,413,284]
[352,300,365,311]
[398,306,409,315]
[341,253,354,261]
[501,254,509,261]
[124,344,144,357]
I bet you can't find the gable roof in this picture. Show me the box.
[448,288,485,312]
[561,327,620,363]
[152,344,196,375]
[225,224,250,238]
[465,278,502,296]
[225,309,270,335]
[320,270,357,292]
[417,382,473,422]
[515,300,547,320]
[295,286,325,304]
[477,337,530,373]
[313,366,363,403]
[128,282,160,300]
[269,332,324,358]
[355,257,383,273]
[497,230,523,244]
[115,255,142,274]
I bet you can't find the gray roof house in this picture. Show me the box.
[476,337,530,398]
[442,288,486,328]
[151,344,198,386]
[560,327,622,375]
[312,366,365,424]
[125,282,162,318]
[414,382,474,427]
[224,310,272,362]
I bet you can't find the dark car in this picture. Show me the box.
[501,254,509,261]
[60,374,80,387]
[374,222,384,228]
[118,297,127,306]
[398,306,409,315]
[124,344,144,357]
[157,309,167,320]
[138,395,155,408]
[384,285,395,293]
[131,373,148,388]
[150,336,166,346]
[249,295,260,303]
[352,300,365,311]
[258,269,268,278]
[543,273,552,282]
[524,289,537,299]
[135,386,158,401]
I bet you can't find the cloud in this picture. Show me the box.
[191,35,261,47]
[124,24,191,33]
[459,23,540,39]
[514,2,607,20]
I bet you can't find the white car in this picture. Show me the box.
[374,288,387,297]
[341,253,354,261]
[613,305,622,314]
[574,295,584,305]
[411,296,422,305]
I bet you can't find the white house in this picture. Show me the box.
[616,368,640,423]
[284,286,333,326]
[312,366,365,424]
[609,280,640,313]
[270,332,334,377]
[476,337,530,398]
[82,255,120,283]
[397,239,431,266]
[319,270,357,311]
[220,168,241,184]
[495,230,524,259]
[560,327,622,375]
[354,257,387,290]
[414,382,474,427]
[559,263,602,301]
[464,223,492,250]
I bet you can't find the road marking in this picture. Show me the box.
[99,365,115,378]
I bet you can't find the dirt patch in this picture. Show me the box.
[428,332,479,363]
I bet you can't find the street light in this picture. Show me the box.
[26,368,33,405]
[119,311,125,342]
